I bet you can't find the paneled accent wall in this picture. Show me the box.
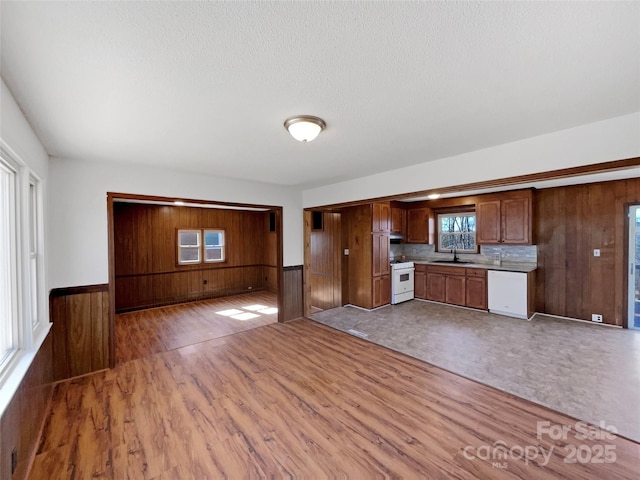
[50,284,111,380]
[114,203,277,311]
[310,212,342,310]
[0,333,53,480]
[536,178,640,326]
[282,266,303,321]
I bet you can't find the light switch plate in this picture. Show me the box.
[593,249,600,257]
[344,249,349,255]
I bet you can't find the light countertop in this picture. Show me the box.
[411,260,537,273]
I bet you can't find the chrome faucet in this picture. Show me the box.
[452,248,459,263]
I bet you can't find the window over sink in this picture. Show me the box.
[437,212,477,253]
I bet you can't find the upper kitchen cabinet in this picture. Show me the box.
[476,190,533,245]
[372,202,391,232]
[391,205,406,235]
[406,207,432,243]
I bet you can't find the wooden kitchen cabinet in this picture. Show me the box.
[424,264,487,310]
[476,190,532,245]
[465,268,487,310]
[445,274,466,306]
[372,274,391,307]
[414,265,427,299]
[406,208,431,243]
[391,207,406,235]
[372,202,391,233]
[372,233,390,277]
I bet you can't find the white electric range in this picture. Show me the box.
[390,261,415,304]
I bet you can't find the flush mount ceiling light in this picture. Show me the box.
[284,115,326,142]
[427,193,441,200]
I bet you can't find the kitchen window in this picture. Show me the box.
[177,229,225,265]
[437,212,477,252]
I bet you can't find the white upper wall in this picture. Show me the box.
[0,78,48,178]
[48,158,303,289]
[303,113,640,207]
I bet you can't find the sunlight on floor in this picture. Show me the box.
[215,305,279,321]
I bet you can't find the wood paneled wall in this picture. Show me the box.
[50,285,111,380]
[114,203,277,311]
[536,178,640,326]
[310,212,342,310]
[282,266,303,321]
[0,333,53,480]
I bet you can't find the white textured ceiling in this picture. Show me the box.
[1,1,639,187]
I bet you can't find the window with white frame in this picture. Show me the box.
[177,229,201,264]
[177,228,226,265]
[204,229,225,263]
[0,159,18,369]
[437,212,477,252]
[0,146,48,390]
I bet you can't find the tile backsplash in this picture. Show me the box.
[390,243,537,265]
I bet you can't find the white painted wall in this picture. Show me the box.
[303,113,640,207]
[48,158,303,289]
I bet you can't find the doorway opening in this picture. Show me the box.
[628,204,640,329]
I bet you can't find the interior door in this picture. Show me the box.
[628,205,640,329]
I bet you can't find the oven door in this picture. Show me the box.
[392,267,415,294]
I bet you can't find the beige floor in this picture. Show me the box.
[311,299,640,443]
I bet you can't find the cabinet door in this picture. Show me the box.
[406,208,429,243]
[445,275,466,306]
[426,273,446,302]
[391,207,405,234]
[476,200,501,244]
[373,275,391,307]
[502,197,530,244]
[372,233,390,276]
[414,271,427,299]
[465,276,487,310]
[373,203,391,233]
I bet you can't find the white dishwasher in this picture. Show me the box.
[487,270,529,319]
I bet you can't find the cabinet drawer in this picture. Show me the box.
[426,265,465,275]
[465,268,487,278]
[415,264,428,273]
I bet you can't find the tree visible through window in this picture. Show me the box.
[438,212,476,252]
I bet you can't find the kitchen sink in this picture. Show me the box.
[431,260,472,264]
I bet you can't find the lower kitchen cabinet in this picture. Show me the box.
[445,274,466,306]
[419,264,487,310]
[373,274,391,307]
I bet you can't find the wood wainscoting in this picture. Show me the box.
[536,177,640,326]
[281,265,303,322]
[112,201,279,312]
[0,333,53,480]
[50,284,111,381]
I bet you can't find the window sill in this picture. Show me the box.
[0,321,52,418]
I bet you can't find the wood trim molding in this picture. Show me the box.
[283,265,304,271]
[49,283,109,297]
[307,157,640,210]
[108,191,280,211]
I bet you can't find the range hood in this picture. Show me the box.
[390,233,404,243]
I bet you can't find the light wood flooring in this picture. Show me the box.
[115,291,278,364]
[30,316,639,478]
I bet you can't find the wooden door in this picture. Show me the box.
[501,197,531,244]
[426,272,446,302]
[445,274,466,306]
[310,212,342,310]
[476,200,501,244]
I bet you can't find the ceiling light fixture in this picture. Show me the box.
[284,115,326,142]
[427,193,441,200]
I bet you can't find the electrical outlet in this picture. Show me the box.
[11,448,17,475]
[591,314,603,323]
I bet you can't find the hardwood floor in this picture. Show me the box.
[115,291,278,364]
[30,318,638,479]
